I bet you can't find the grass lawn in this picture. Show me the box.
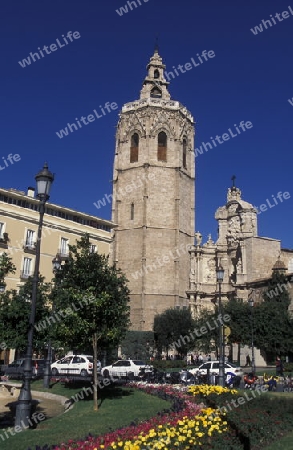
[0,380,172,450]
[264,430,293,450]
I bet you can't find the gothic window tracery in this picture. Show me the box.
[157,131,167,162]
[130,133,139,163]
[183,138,187,169]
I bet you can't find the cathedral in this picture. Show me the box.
[111,48,293,332]
[188,184,293,316]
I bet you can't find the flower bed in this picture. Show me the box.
[34,383,293,449]
[52,384,233,449]
[187,384,293,449]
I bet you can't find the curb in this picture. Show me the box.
[31,390,70,407]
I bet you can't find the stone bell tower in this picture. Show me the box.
[111,48,195,330]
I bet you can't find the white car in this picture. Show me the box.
[101,359,153,378]
[51,354,94,376]
[189,361,243,377]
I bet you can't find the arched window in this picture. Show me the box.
[151,87,162,98]
[130,133,139,163]
[158,131,167,161]
[183,138,187,169]
[154,69,160,79]
[131,203,134,220]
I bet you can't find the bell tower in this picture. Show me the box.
[111,48,195,330]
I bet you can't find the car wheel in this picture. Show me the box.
[103,369,109,378]
[80,369,88,376]
[51,368,58,376]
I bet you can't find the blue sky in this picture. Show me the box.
[0,0,292,248]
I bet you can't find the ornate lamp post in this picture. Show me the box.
[15,163,54,428]
[216,263,225,387]
[248,296,256,374]
[43,254,62,388]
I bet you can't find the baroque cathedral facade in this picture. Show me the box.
[111,49,293,332]
[188,185,293,317]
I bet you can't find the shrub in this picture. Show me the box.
[191,388,293,449]
[283,362,293,373]
[150,359,189,370]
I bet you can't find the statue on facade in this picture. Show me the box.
[194,231,202,247]
[236,258,243,274]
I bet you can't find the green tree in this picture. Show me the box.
[0,253,17,359]
[254,271,293,362]
[188,307,232,358]
[222,298,251,364]
[153,308,195,357]
[120,331,154,361]
[0,276,51,352]
[52,234,131,410]
[0,252,16,290]
[191,308,220,356]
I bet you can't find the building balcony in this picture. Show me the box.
[0,233,9,249]
[23,242,36,253]
[20,271,33,280]
[57,249,69,261]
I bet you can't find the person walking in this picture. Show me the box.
[276,356,284,377]
[245,354,251,367]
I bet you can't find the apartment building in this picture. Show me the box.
[0,186,114,291]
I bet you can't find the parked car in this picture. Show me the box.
[51,354,94,376]
[4,358,45,380]
[189,361,243,377]
[101,359,153,378]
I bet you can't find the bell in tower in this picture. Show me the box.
[140,47,171,101]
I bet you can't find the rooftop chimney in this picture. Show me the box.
[27,187,35,198]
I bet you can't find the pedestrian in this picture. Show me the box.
[245,354,251,367]
[276,356,284,377]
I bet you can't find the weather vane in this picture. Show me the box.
[231,175,236,187]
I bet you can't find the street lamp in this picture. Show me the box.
[15,163,54,428]
[216,263,225,387]
[43,254,62,388]
[248,296,256,374]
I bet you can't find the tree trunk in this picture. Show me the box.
[93,333,98,411]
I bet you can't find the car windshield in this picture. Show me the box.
[133,360,145,365]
